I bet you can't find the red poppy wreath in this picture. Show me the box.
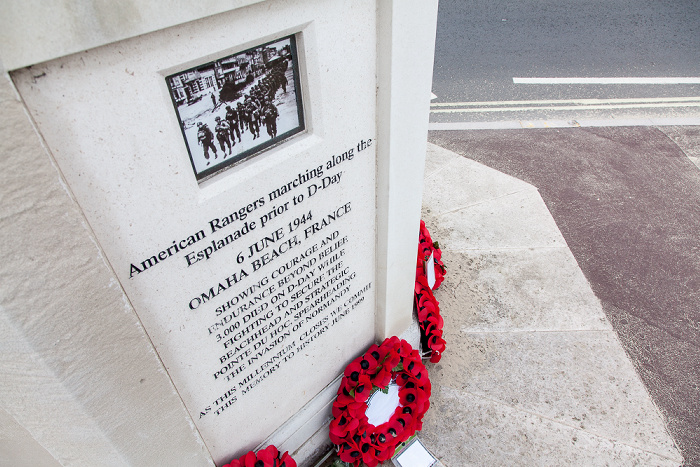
[329,337,431,467]
[417,220,446,290]
[415,220,447,363]
[222,445,296,467]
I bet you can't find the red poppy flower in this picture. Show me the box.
[242,451,257,467]
[337,437,363,466]
[334,391,356,411]
[423,322,444,345]
[222,446,296,467]
[256,446,280,465]
[383,336,401,354]
[414,272,429,294]
[279,451,295,467]
[417,293,439,317]
[385,417,407,440]
[404,386,430,414]
[398,340,417,360]
[343,359,366,380]
[428,333,446,353]
[360,441,380,467]
[415,287,435,307]
[329,411,361,443]
[350,374,372,402]
[373,434,395,463]
[367,361,393,388]
[362,347,381,368]
[403,358,426,383]
[426,312,444,330]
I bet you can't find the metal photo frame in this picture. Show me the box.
[166,34,305,181]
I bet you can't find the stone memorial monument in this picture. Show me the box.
[0,1,438,465]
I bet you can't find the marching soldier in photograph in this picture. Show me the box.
[225,105,241,143]
[214,116,232,157]
[237,101,247,135]
[263,100,279,139]
[245,96,261,140]
[274,62,288,93]
[259,80,271,101]
[197,121,218,165]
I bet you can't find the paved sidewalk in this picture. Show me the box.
[417,142,683,466]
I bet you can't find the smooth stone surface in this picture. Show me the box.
[3,2,441,464]
[0,74,210,466]
[374,0,439,341]
[0,0,266,70]
[0,407,62,467]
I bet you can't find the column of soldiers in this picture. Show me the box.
[197,61,289,165]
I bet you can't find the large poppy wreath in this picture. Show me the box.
[222,445,296,467]
[329,337,431,467]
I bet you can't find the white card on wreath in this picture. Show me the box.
[365,383,400,426]
[393,437,438,467]
[426,251,436,289]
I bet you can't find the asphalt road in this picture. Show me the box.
[431,0,700,125]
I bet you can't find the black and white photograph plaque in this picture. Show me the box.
[167,35,305,181]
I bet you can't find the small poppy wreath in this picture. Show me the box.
[417,220,446,290]
[415,220,447,362]
[329,337,431,467]
[222,445,296,467]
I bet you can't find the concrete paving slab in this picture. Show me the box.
[422,387,681,467]
[425,191,566,251]
[423,155,535,215]
[431,330,679,460]
[424,144,461,178]
[435,250,611,333]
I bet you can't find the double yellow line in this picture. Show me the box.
[430,97,700,114]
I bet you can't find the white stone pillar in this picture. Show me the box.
[375,0,440,340]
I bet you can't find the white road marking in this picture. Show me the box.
[432,102,700,113]
[429,117,700,130]
[430,97,700,127]
[513,77,700,84]
[430,97,700,113]
[431,97,700,107]
[430,92,438,100]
